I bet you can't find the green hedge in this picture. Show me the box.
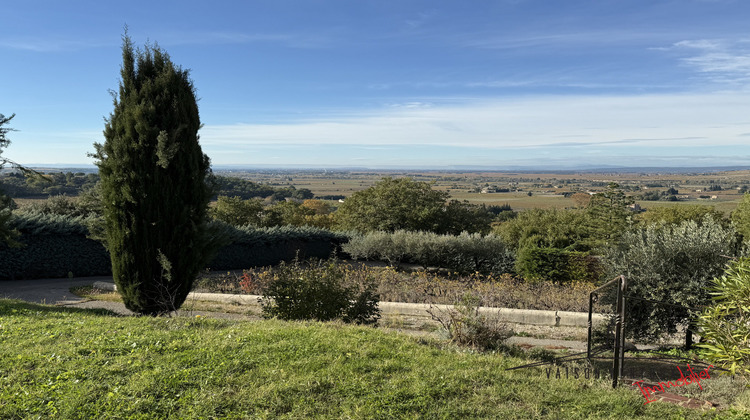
[342,230,515,275]
[206,225,350,270]
[0,214,350,280]
[0,213,109,280]
[515,246,602,284]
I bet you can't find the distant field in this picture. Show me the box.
[270,169,748,213]
[635,198,741,215]
[449,191,572,210]
[8,168,750,215]
[10,197,51,209]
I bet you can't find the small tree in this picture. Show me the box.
[211,195,264,226]
[93,35,214,315]
[336,177,450,233]
[586,182,633,248]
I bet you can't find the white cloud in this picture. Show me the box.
[387,102,433,109]
[201,92,750,150]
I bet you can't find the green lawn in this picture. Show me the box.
[0,299,739,419]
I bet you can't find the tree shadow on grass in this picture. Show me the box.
[0,297,124,317]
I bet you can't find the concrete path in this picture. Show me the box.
[0,276,112,305]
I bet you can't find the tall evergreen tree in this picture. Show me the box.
[585,182,633,248]
[92,35,214,315]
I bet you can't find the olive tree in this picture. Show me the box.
[92,36,214,315]
[606,216,737,345]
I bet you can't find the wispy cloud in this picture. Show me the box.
[0,37,112,52]
[672,39,750,85]
[404,10,437,30]
[386,102,433,109]
[153,31,335,49]
[459,30,668,51]
[0,30,334,52]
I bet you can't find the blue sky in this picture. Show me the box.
[2,0,750,169]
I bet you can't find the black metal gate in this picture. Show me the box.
[510,275,731,390]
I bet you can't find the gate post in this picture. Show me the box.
[612,275,627,388]
[587,291,595,359]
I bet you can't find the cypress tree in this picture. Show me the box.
[93,35,213,315]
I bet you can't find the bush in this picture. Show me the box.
[19,194,101,218]
[697,257,750,375]
[494,208,591,252]
[259,258,380,325]
[515,246,602,284]
[428,293,514,351]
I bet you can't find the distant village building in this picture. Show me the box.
[628,203,642,212]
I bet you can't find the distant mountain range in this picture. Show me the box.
[8,163,750,175]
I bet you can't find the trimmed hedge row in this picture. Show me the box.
[342,230,515,275]
[0,213,349,280]
[0,213,110,279]
[207,224,349,270]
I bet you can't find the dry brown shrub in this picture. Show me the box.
[199,261,604,312]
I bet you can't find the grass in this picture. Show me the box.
[0,298,734,419]
[71,286,262,317]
